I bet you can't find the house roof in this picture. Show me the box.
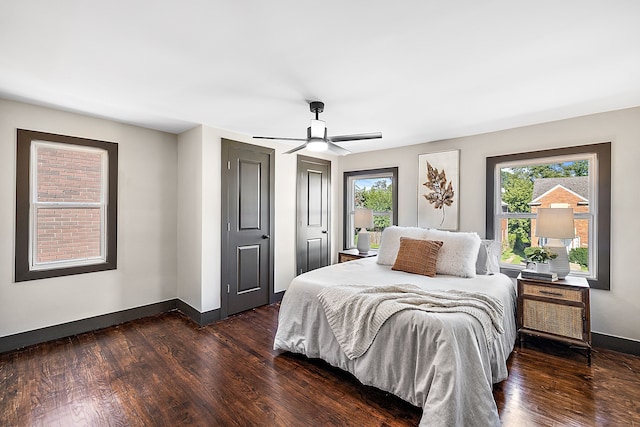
[531,176,589,202]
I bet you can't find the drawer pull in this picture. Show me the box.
[539,290,563,297]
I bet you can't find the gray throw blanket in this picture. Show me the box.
[318,283,504,359]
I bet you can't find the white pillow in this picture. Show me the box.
[376,226,429,265]
[476,240,502,275]
[424,229,481,278]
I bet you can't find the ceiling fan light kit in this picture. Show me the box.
[306,138,328,152]
[307,119,328,152]
[253,101,382,155]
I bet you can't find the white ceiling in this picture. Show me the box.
[2,1,640,153]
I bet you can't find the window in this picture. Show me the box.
[486,143,610,290]
[16,129,118,282]
[343,168,398,249]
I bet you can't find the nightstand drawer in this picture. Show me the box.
[521,283,583,302]
[522,299,584,340]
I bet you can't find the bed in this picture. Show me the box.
[273,227,516,426]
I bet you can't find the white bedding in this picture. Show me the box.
[273,257,517,427]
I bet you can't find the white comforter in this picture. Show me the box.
[273,258,517,427]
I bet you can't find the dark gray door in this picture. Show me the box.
[221,139,274,316]
[297,156,330,275]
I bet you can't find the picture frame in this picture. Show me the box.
[418,150,459,230]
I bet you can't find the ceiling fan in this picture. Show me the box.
[253,101,382,155]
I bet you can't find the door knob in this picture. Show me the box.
[262,234,270,239]
[321,230,327,234]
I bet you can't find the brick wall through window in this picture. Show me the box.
[35,145,104,264]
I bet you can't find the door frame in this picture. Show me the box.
[296,155,331,275]
[220,138,275,319]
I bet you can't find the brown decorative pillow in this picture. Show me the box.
[392,237,443,277]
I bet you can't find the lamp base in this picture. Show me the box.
[357,230,370,254]
[546,244,570,279]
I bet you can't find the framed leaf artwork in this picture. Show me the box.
[418,150,459,230]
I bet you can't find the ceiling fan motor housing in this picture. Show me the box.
[309,101,324,114]
[307,121,327,139]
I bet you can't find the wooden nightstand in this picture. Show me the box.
[517,274,591,364]
[338,249,378,263]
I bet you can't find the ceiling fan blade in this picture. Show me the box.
[284,143,308,154]
[328,132,382,142]
[327,141,351,156]
[253,136,307,142]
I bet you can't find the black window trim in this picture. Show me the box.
[343,167,399,250]
[486,142,610,290]
[15,129,118,282]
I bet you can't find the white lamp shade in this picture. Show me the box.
[535,208,575,239]
[354,208,374,229]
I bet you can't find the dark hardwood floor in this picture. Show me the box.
[1,304,639,426]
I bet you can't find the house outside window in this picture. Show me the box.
[486,143,610,290]
[529,176,590,251]
[16,129,118,282]
[343,168,398,250]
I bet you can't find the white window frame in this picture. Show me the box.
[343,168,398,249]
[29,141,109,271]
[492,153,597,279]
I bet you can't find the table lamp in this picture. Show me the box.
[354,208,374,254]
[535,207,575,279]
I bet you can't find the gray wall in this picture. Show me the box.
[0,98,177,337]
[338,106,640,343]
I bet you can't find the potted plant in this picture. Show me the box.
[524,247,558,272]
